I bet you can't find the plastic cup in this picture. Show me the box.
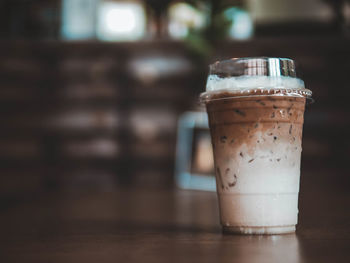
[200,57,312,234]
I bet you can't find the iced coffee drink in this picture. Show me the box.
[200,58,312,234]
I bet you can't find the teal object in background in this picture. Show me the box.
[224,7,253,40]
[175,112,216,192]
[61,0,97,40]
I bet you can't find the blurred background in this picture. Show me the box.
[0,0,349,202]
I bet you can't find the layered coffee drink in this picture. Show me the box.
[201,58,312,234]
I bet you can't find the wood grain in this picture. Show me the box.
[1,175,349,263]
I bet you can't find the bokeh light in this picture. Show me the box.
[97,1,146,41]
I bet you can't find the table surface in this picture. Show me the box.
[1,174,349,263]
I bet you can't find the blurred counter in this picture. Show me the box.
[1,168,349,263]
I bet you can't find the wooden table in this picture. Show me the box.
[1,173,349,263]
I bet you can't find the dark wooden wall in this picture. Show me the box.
[0,37,349,198]
[0,40,204,197]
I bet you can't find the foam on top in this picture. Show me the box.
[206,75,305,93]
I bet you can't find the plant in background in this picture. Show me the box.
[183,0,251,59]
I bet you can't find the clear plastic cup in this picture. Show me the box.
[200,57,312,234]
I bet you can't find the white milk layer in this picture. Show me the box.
[219,193,298,228]
[214,134,302,231]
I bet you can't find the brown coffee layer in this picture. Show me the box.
[207,95,305,142]
[211,121,303,160]
[206,95,306,187]
[207,96,305,124]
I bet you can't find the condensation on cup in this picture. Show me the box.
[200,57,312,235]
